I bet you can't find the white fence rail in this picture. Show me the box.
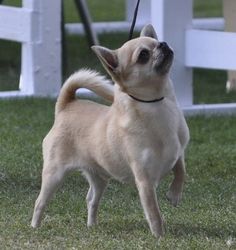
[186,29,236,71]
[0,5,31,42]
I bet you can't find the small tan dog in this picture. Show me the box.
[31,24,189,238]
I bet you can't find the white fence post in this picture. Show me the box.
[126,0,193,107]
[224,0,236,92]
[21,0,61,97]
[0,0,61,97]
[150,0,193,107]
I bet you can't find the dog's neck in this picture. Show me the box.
[113,77,178,106]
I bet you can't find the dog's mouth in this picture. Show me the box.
[154,43,174,74]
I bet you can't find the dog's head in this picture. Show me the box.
[92,24,173,98]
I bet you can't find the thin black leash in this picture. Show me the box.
[128,0,141,40]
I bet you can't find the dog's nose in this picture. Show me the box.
[159,42,168,49]
[158,42,173,56]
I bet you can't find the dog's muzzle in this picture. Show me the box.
[159,42,173,55]
[155,42,174,73]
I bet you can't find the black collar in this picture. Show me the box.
[128,94,164,103]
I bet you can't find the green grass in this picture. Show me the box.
[0,99,236,249]
[64,0,125,23]
[2,0,223,19]
[194,0,222,17]
[2,0,125,22]
[0,0,236,249]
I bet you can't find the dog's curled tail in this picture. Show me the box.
[55,69,114,114]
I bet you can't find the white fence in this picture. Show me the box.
[0,0,235,115]
[0,0,61,98]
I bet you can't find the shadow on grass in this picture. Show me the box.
[168,222,232,239]
[96,215,233,240]
[0,170,87,199]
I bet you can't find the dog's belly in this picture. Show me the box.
[106,163,134,183]
[94,150,134,184]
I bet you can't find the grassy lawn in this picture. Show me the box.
[0,0,236,249]
[194,0,222,17]
[0,100,235,249]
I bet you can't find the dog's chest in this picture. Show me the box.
[120,106,183,178]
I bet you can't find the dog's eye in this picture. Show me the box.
[137,49,150,64]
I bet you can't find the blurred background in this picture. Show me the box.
[1,0,236,104]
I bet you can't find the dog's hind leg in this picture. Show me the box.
[166,155,186,207]
[84,171,108,227]
[31,164,67,228]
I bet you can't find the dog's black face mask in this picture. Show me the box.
[154,42,174,75]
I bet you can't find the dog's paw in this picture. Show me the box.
[150,221,165,239]
[87,219,97,228]
[166,190,182,207]
[31,220,40,229]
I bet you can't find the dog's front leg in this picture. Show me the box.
[166,155,186,207]
[133,167,164,238]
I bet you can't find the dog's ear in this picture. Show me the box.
[140,24,158,40]
[91,46,118,75]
